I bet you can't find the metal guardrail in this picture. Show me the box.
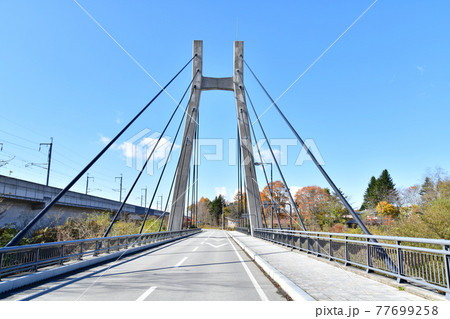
[0,229,201,279]
[235,227,251,235]
[254,228,450,297]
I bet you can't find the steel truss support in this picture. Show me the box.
[168,41,263,233]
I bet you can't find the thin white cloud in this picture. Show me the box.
[214,186,227,198]
[417,65,424,76]
[99,134,112,145]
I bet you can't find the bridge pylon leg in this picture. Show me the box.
[167,41,203,231]
[233,41,262,235]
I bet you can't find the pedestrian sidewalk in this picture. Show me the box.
[228,231,441,301]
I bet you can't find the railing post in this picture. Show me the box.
[107,239,110,253]
[94,240,100,256]
[59,245,64,265]
[290,231,294,248]
[345,236,350,266]
[329,235,333,261]
[307,235,311,254]
[396,240,405,283]
[443,245,450,299]
[33,248,40,272]
[316,233,320,256]
[79,242,83,260]
[0,252,4,280]
[366,237,372,273]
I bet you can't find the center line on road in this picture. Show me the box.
[226,235,269,301]
[201,230,215,244]
[192,246,199,252]
[136,286,157,301]
[175,256,188,267]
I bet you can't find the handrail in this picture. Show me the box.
[253,228,450,297]
[0,229,201,279]
[254,228,450,246]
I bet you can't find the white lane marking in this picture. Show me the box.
[226,235,269,301]
[136,286,157,301]
[206,242,227,248]
[174,256,188,268]
[201,230,215,244]
[211,238,224,242]
[192,246,199,252]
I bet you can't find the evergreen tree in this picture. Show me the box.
[377,169,398,204]
[360,169,398,209]
[420,177,435,201]
[361,176,378,210]
[208,195,225,226]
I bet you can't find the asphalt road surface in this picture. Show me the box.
[2,230,286,301]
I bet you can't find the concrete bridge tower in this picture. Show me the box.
[167,41,263,234]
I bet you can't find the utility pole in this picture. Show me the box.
[158,195,163,210]
[115,174,123,202]
[85,173,94,194]
[141,187,147,207]
[39,137,53,186]
[222,198,224,230]
[255,162,273,228]
[269,163,273,229]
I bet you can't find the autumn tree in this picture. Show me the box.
[294,186,330,220]
[234,191,246,211]
[398,186,422,216]
[376,201,399,218]
[196,197,211,225]
[438,180,450,199]
[399,186,422,207]
[317,191,348,229]
[260,181,289,205]
[260,181,291,227]
[391,197,450,240]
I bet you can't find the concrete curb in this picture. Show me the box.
[0,231,200,295]
[228,231,315,301]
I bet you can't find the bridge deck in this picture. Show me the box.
[2,230,445,301]
[228,231,445,301]
[0,230,285,301]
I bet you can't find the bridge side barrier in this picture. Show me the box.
[254,228,450,298]
[235,227,251,235]
[0,229,201,279]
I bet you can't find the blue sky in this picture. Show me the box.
[0,0,449,209]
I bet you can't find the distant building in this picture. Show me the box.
[225,217,237,228]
